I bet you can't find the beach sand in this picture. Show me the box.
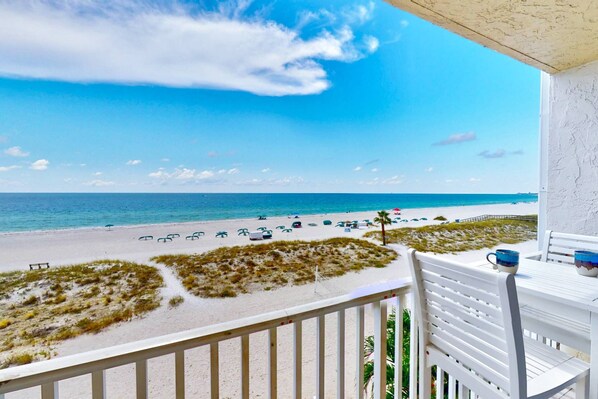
[2,202,538,398]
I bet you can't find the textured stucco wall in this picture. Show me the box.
[546,60,598,234]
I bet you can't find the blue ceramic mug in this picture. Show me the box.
[486,249,520,274]
[574,250,598,277]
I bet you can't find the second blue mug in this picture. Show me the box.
[574,250,598,277]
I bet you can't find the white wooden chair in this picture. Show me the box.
[407,249,589,399]
[520,230,598,353]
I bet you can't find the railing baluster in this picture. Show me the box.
[268,327,277,399]
[373,300,387,399]
[136,360,148,399]
[395,297,404,399]
[356,306,365,399]
[316,315,325,399]
[458,381,470,398]
[337,309,345,399]
[293,321,302,399]
[210,343,219,399]
[41,382,58,399]
[92,370,106,399]
[448,375,456,399]
[241,335,250,399]
[435,368,443,399]
[175,351,185,399]
[409,300,418,399]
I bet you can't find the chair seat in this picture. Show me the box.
[521,305,590,353]
[525,338,589,399]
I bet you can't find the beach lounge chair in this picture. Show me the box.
[138,235,153,241]
[216,231,228,238]
[323,220,332,225]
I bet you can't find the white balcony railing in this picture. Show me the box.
[0,279,415,399]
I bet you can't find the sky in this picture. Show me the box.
[0,0,541,194]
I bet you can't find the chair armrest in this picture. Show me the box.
[523,250,542,261]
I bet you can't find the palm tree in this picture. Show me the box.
[374,210,392,245]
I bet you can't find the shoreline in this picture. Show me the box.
[0,202,538,272]
[0,200,538,237]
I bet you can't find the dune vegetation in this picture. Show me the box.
[152,237,397,298]
[0,260,163,368]
[365,216,537,254]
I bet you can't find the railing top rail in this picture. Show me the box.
[0,278,412,394]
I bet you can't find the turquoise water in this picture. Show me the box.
[0,193,537,233]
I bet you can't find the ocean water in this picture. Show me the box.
[0,193,537,233]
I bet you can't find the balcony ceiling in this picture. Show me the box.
[386,0,598,74]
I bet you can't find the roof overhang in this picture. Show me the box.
[386,0,598,73]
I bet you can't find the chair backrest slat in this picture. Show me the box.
[542,230,598,265]
[408,249,526,399]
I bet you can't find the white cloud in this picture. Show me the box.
[0,1,378,96]
[148,169,168,179]
[383,175,403,185]
[126,159,142,166]
[261,168,271,173]
[400,20,409,28]
[227,168,240,175]
[161,158,170,162]
[353,166,362,172]
[84,179,115,187]
[4,146,29,157]
[469,177,481,182]
[148,167,217,181]
[363,35,379,52]
[478,149,506,159]
[30,159,49,170]
[238,176,304,186]
[425,167,434,173]
[359,175,403,186]
[433,132,476,146]
[0,165,20,172]
[343,2,375,25]
[94,171,103,176]
[371,167,378,173]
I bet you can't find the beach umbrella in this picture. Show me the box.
[105,224,114,231]
[393,208,401,211]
